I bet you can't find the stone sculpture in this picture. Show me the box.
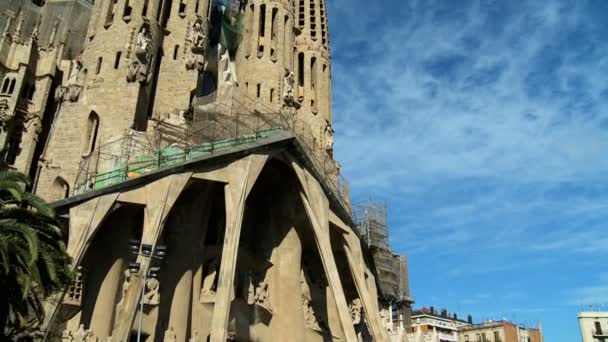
[64,324,97,342]
[128,25,153,84]
[283,69,295,103]
[143,277,160,305]
[191,21,207,51]
[324,121,334,155]
[349,298,362,325]
[300,269,326,332]
[136,26,152,62]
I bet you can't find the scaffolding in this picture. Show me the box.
[73,88,352,215]
[355,199,413,304]
[355,199,389,250]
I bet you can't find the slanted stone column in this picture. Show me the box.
[90,257,124,339]
[111,173,192,342]
[291,160,358,342]
[208,155,268,342]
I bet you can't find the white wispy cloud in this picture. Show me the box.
[328,2,608,338]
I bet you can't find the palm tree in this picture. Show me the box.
[0,170,72,339]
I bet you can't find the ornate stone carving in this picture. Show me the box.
[128,25,153,84]
[247,273,271,312]
[116,269,133,311]
[127,61,150,84]
[64,271,85,306]
[283,69,295,103]
[64,324,98,342]
[300,269,327,333]
[349,298,362,325]
[185,54,205,71]
[190,20,207,53]
[67,84,83,102]
[135,26,153,63]
[323,121,334,156]
[143,277,160,305]
[54,86,67,102]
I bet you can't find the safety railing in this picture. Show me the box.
[73,91,352,214]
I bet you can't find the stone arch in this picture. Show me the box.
[51,176,70,201]
[75,204,145,341]
[82,111,100,156]
[223,158,346,341]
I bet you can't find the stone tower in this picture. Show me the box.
[35,0,215,199]
[294,0,332,153]
[235,0,295,112]
[4,1,394,342]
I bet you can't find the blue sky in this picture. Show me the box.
[326,1,608,341]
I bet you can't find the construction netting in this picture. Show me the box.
[210,0,244,54]
[355,199,389,249]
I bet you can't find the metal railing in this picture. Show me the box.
[73,91,352,214]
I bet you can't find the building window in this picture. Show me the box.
[298,0,304,28]
[173,45,179,60]
[5,125,23,165]
[8,79,16,94]
[51,177,70,200]
[259,4,266,37]
[96,57,103,74]
[114,52,122,69]
[310,57,317,89]
[27,83,35,101]
[494,331,500,342]
[179,0,186,15]
[83,112,100,156]
[270,88,274,103]
[1,78,9,93]
[596,321,603,334]
[464,335,469,342]
[123,0,132,18]
[297,52,304,87]
[257,84,261,98]
[142,0,149,16]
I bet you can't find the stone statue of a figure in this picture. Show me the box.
[283,69,295,103]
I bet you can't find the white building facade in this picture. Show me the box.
[579,311,608,342]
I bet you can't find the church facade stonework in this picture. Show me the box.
[1,0,400,341]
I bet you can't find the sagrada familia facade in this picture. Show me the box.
[0,0,412,340]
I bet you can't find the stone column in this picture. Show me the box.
[270,224,305,340]
[89,257,124,339]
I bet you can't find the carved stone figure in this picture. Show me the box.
[135,26,152,63]
[349,298,362,325]
[191,21,207,52]
[283,69,295,103]
[185,54,205,71]
[116,269,132,309]
[324,121,334,155]
[143,277,160,305]
[54,86,67,102]
[64,324,97,342]
[300,269,326,332]
[67,84,83,102]
[127,61,150,84]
